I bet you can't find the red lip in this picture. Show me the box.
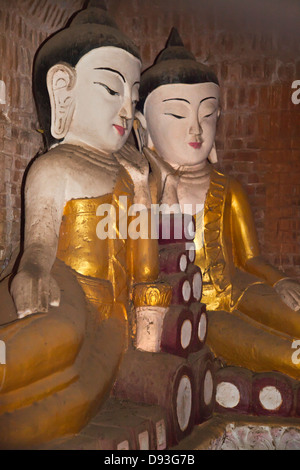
[189,142,202,149]
[113,124,126,136]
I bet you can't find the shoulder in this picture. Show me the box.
[25,145,72,193]
[210,168,250,205]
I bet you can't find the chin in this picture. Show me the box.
[188,150,207,163]
[100,137,124,153]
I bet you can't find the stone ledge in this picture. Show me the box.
[172,413,300,450]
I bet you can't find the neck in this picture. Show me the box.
[178,159,210,175]
[59,140,121,172]
[62,135,111,157]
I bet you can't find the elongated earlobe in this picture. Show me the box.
[47,63,76,139]
[134,110,149,151]
[208,142,218,163]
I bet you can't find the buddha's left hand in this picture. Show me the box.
[274,278,300,311]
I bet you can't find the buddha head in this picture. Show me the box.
[136,28,220,168]
[34,0,141,153]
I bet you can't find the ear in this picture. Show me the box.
[133,110,150,152]
[47,63,76,140]
[208,142,218,164]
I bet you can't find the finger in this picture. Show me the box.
[11,275,35,317]
[37,277,49,313]
[144,148,174,177]
[288,289,300,311]
[282,291,300,311]
[119,146,139,164]
[49,277,61,307]
[143,147,157,165]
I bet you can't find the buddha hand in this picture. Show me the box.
[10,269,61,318]
[143,147,180,206]
[274,278,300,311]
[115,145,151,206]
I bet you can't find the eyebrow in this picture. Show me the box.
[162,98,191,104]
[200,96,217,103]
[94,67,126,83]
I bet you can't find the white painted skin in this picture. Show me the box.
[143,82,300,310]
[10,46,147,318]
[63,47,140,153]
[144,82,220,169]
[143,83,220,214]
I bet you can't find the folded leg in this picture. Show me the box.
[206,309,300,379]
[237,282,300,338]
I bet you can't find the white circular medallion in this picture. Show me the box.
[182,280,191,302]
[180,319,192,349]
[186,220,195,239]
[203,369,214,406]
[192,271,202,300]
[198,312,207,342]
[259,386,282,410]
[176,375,192,431]
[179,253,188,272]
[216,382,240,408]
[188,244,196,263]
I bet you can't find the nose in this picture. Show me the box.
[119,95,133,125]
[188,120,202,139]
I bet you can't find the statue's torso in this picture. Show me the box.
[46,143,134,315]
[193,169,261,311]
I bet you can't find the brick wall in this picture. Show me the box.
[0,0,85,270]
[0,0,299,279]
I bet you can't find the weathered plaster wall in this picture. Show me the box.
[0,0,299,279]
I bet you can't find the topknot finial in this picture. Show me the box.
[166,27,185,48]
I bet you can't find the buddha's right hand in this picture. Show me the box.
[10,269,61,318]
[143,147,180,205]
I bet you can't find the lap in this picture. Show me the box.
[236,281,300,337]
[206,308,300,379]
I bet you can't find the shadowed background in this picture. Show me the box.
[0,0,299,279]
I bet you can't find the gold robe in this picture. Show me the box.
[197,169,300,379]
[0,143,170,449]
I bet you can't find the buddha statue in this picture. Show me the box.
[135,28,300,380]
[0,1,169,449]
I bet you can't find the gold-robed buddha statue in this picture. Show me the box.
[135,28,300,380]
[0,2,170,449]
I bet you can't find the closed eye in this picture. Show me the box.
[93,82,120,96]
[204,110,217,118]
[164,113,186,119]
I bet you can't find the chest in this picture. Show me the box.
[64,158,121,202]
[177,179,210,215]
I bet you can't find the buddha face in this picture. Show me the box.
[47,47,141,153]
[144,82,220,168]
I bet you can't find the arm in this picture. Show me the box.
[230,177,286,286]
[115,145,172,353]
[10,155,65,317]
[230,176,300,311]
